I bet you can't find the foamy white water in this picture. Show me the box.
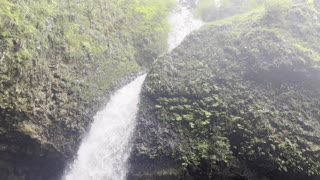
[168,0,203,51]
[63,1,202,179]
[215,0,221,8]
[63,75,146,180]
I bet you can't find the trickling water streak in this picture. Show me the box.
[63,75,146,180]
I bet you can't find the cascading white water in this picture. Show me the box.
[63,75,146,180]
[168,0,203,51]
[63,1,202,180]
[215,0,221,8]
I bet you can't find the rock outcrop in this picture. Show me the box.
[130,2,320,179]
[0,0,171,179]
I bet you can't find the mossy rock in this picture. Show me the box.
[0,0,172,179]
[131,2,320,179]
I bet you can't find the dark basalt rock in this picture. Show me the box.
[0,71,143,180]
[0,0,151,178]
[129,2,320,180]
[0,0,174,177]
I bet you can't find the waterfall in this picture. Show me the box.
[63,1,202,179]
[168,0,203,51]
[215,0,221,8]
[63,75,146,180]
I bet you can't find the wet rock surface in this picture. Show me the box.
[130,3,320,180]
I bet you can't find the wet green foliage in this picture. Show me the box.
[134,0,174,66]
[136,1,320,179]
[0,0,172,154]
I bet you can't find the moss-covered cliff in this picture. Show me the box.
[0,0,172,179]
[130,1,320,179]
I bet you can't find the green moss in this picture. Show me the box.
[0,0,174,111]
[17,122,42,142]
[135,1,320,179]
[0,1,174,173]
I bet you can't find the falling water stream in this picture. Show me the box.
[63,75,146,180]
[63,0,202,180]
[168,0,203,51]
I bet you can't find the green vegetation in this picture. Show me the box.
[0,0,173,178]
[134,1,320,179]
[0,0,174,130]
[133,0,174,66]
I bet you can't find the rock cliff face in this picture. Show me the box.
[130,2,320,179]
[0,0,172,179]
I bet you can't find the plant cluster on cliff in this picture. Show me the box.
[132,1,320,179]
[0,0,173,179]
